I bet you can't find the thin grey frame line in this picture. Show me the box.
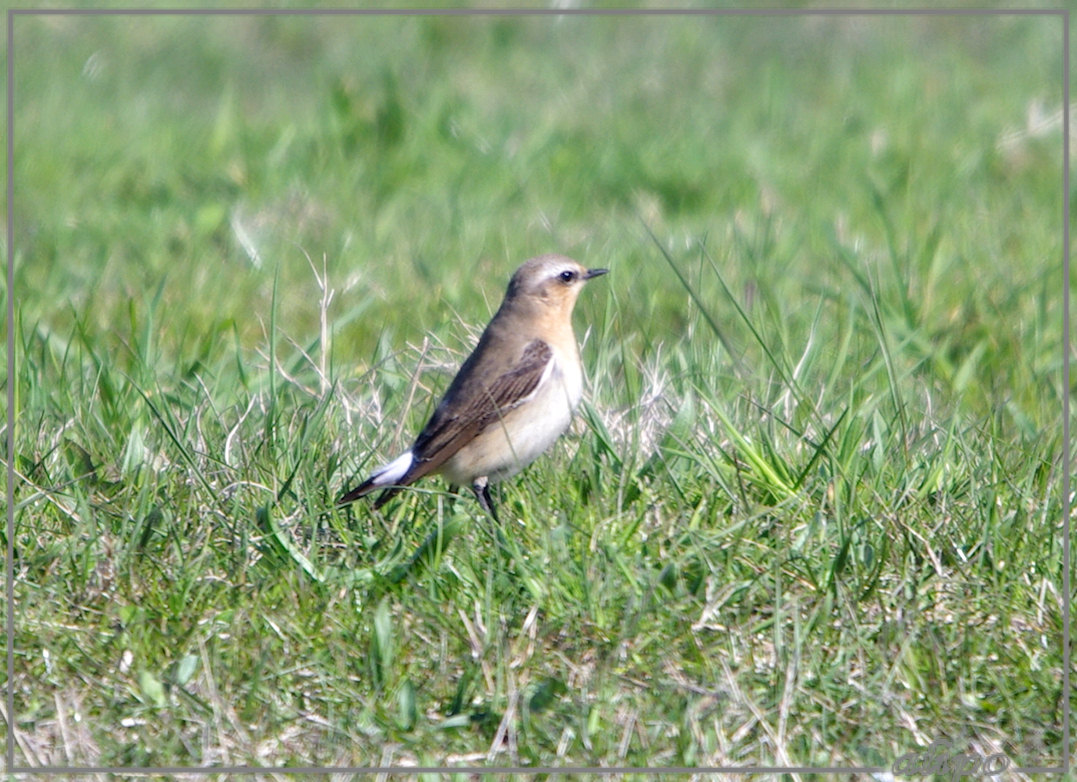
[1016,768,1069,775]
[7,763,1070,776]
[4,6,1070,776]
[10,765,888,775]
[1062,8,1072,778]
[5,6,1070,14]
[4,6,14,778]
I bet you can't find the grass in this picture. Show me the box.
[6,8,1070,773]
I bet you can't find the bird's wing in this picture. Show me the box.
[402,338,554,483]
[337,338,552,507]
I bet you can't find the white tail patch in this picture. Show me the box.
[370,451,414,487]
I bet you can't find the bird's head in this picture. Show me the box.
[505,254,608,316]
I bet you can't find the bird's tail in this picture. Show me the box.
[337,451,415,506]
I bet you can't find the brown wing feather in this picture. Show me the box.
[338,339,552,508]
[399,339,553,484]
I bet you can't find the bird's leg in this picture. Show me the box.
[471,477,500,524]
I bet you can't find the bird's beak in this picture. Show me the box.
[584,268,609,280]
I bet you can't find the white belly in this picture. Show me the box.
[439,354,583,485]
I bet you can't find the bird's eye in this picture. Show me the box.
[559,270,577,283]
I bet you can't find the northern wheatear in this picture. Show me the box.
[339,254,608,520]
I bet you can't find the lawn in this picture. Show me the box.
[6,8,1070,773]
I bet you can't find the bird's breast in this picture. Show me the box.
[438,349,584,485]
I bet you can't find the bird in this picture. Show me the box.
[339,254,608,521]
